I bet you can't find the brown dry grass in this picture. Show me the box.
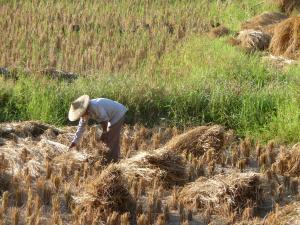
[270,16,300,59]
[274,145,300,176]
[241,12,288,36]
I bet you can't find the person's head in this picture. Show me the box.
[68,95,90,121]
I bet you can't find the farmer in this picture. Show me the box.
[68,95,128,162]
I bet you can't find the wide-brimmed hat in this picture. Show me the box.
[68,95,90,121]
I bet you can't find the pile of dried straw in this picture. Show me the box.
[118,149,187,187]
[270,16,300,59]
[82,165,136,214]
[179,172,260,213]
[241,12,288,36]
[236,29,271,52]
[0,121,61,140]
[166,125,233,158]
[275,0,300,15]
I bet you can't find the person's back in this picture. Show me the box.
[88,98,127,126]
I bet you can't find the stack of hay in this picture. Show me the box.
[118,149,188,187]
[0,121,61,140]
[76,165,136,217]
[232,12,288,53]
[275,0,300,15]
[166,125,233,159]
[241,12,288,36]
[236,29,271,52]
[270,16,300,60]
[179,172,261,213]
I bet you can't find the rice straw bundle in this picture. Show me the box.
[165,125,232,159]
[241,12,288,36]
[236,29,271,52]
[179,172,260,213]
[270,16,300,59]
[274,0,300,15]
[82,165,136,215]
[118,149,187,187]
[0,121,61,139]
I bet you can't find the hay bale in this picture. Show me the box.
[270,16,300,59]
[210,26,230,38]
[178,172,260,213]
[80,165,136,214]
[165,125,233,158]
[118,149,187,187]
[241,12,288,36]
[237,29,271,52]
[275,0,300,15]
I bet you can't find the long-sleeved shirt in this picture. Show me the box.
[72,98,128,144]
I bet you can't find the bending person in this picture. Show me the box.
[68,95,128,163]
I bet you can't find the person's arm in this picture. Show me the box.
[69,117,88,149]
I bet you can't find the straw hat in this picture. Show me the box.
[68,95,90,121]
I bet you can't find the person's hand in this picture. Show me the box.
[100,132,108,142]
[69,142,77,150]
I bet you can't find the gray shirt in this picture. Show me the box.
[72,98,127,144]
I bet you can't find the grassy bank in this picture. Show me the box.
[2,36,300,143]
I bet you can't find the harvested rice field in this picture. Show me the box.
[1,121,300,225]
[2,0,300,224]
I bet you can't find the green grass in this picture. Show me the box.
[2,0,300,144]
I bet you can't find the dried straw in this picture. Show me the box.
[274,0,300,15]
[165,125,232,158]
[0,121,61,140]
[241,12,288,36]
[270,16,300,59]
[79,165,136,215]
[179,172,260,213]
[236,29,271,52]
[118,149,188,187]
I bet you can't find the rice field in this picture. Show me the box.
[2,0,300,224]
